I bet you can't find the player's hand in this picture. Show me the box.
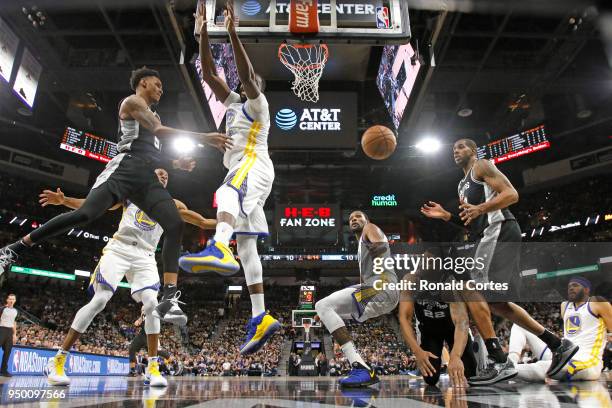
[224,0,236,33]
[414,348,438,378]
[39,188,65,207]
[459,200,484,226]
[173,157,196,172]
[200,132,233,153]
[194,2,206,35]
[421,201,450,220]
[447,355,467,387]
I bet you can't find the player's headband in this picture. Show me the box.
[569,277,591,290]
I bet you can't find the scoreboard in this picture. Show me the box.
[299,285,316,310]
[60,127,118,163]
[477,125,550,164]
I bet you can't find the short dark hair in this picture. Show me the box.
[130,67,161,91]
[456,138,477,152]
[350,210,369,221]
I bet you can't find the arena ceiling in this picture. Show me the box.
[0,0,610,212]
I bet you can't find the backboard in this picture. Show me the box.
[292,309,322,328]
[203,0,411,44]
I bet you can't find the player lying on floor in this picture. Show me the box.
[508,277,611,382]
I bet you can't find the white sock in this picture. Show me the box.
[213,222,234,246]
[341,342,370,370]
[508,352,520,364]
[251,293,265,317]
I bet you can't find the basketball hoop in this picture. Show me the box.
[278,43,329,103]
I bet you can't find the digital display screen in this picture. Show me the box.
[12,48,42,108]
[60,127,118,163]
[477,125,550,164]
[225,0,388,27]
[299,285,316,309]
[377,43,421,129]
[194,43,240,130]
[267,92,357,149]
[0,17,19,84]
[275,204,341,245]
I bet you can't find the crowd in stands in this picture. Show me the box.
[0,169,609,377]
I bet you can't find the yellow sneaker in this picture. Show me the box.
[240,312,281,355]
[44,353,70,386]
[179,240,240,275]
[145,358,167,388]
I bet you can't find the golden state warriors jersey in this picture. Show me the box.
[563,299,607,363]
[109,203,163,252]
[223,91,271,170]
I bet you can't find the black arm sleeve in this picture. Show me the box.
[447,213,465,229]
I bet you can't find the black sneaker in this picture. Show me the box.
[0,371,12,377]
[128,370,138,377]
[468,359,517,386]
[0,247,17,274]
[153,291,187,326]
[546,338,579,377]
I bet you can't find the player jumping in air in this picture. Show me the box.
[0,67,230,326]
[179,1,279,355]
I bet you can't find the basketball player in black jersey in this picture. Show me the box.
[399,250,477,387]
[421,138,578,385]
[0,67,231,324]
[129,309,171,377]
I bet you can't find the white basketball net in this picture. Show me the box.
[303,322,312,341]
[278,43,329,103]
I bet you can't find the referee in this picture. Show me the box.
[0,294,18,377]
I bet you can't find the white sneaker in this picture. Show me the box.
[146,358,167,388]
[44,354,70,386]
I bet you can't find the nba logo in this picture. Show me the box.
[376,7,390,29]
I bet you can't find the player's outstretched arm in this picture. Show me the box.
[448,301,469,387]
[590,297,612,332]
[225,1,260,99]
[173,199,217,230]
[39,188,121,211]
[195,2,231,102]
[421,201,465,229]
[398,299,438,378]
[121,95,232,153]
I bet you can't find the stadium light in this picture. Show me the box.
[415,137,441,153]
[173,137,195,153]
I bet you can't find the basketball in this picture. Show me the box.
[361,125,397,160]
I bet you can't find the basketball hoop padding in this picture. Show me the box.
[290,0,320,34]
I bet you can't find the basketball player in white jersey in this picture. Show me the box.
[39,169,215,387]
[508,277,611,381]
[315,211,399,387]
[179,1,279,355]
